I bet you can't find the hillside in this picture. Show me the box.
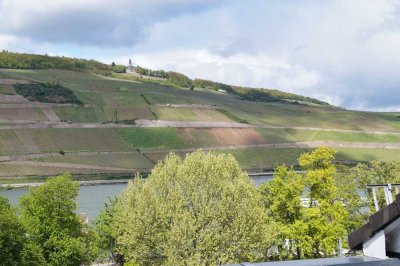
[0,58,400,182]
[0,51,328,106]
[0,51,112,75]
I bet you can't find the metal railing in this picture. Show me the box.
[367,183,400,212]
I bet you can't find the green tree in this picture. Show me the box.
[261,147,349,259]
[113,151,275,265]
[95,198,124,264]
[20,173,98,266]
[349,161,400,212]
[111,64,127,73]
[0,196,25,266]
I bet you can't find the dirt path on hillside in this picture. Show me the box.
[0,151,137,162]
[155,104,218,109]
[136,120,255,128]
[3,161,136,172]
[143,141,400,154]
[0,120,252,129]
[1,140,399,164]
[2,119,400,136]
[0,103,75,108]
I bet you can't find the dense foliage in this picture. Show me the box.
[167,71,193,88]
[111,63,127,73]
[4,149,400,265]
[112,152,274,265]
[0,197,25,266]
[1,174,98,265]
[193,78,329,105]
[0,51,111,75]
[261,148,349,259]
[19,174,98,265]
[1,52,328,106]
[95,198,123,264]
[134,66,169,78]
[13,82,83,105]
[348,161,400,212]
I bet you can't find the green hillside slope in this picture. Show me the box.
[0,65,400,182]
[0,51,111,75]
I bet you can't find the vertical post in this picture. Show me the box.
[338,237,343,257]
[388,184,393,203]
[395,186,399,195]
[384,185,393,206]
[372,187,379,212]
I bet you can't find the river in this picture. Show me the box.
[0,176,272,221]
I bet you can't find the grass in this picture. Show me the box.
[152,106,232,121]
[0,107,46,121]
[0,173,139,185]
[142,148,308,171]
[54,106,107,122]
[215,148,308,170]
[216,108,248,123]
[14,128,130,153]
[256,128,400,143]
[38,152,154,169]
[0,130,29,155]
[0,163,111,177]
[335,148,400,162]
[3,68,398,133]
[143,147,400,172]
[0,163,137,179]
[2,69,400,178]
[116,128,187,150]
[0,85,15,94]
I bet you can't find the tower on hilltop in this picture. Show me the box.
[127,58,134,73]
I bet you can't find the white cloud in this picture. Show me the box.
[118,49,321,93]
[1,0,400,110]
[0,0,220,46]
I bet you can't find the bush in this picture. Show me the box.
[20,174,99,265]
[168,71,192,88]
[113,151,275,265]
[0,51,111,75]
[0,197,25,265]
[111,65,127,73]
[13,82,83,105]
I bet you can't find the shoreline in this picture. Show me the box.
[0,179,131,189]
[0,172,279,189]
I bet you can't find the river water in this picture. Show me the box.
[0,176,272,221]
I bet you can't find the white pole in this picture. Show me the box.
[372,187,379,211]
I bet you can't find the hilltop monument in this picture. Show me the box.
[126,58,136,74]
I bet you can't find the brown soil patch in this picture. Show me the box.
[41,107,60,122]
[179,128,266,147]
[0,107,46,121]
[0,94,28,103]
[208,128,265,145]
[191,108,231,122]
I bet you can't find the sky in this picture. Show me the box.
[1,0,400,111]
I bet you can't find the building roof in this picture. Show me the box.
[348,193,400,250]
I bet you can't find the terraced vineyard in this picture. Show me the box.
[1,68,400,183]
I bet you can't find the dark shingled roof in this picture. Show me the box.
[348,193,400,250]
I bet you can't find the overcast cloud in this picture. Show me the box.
[1,0,400,110]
